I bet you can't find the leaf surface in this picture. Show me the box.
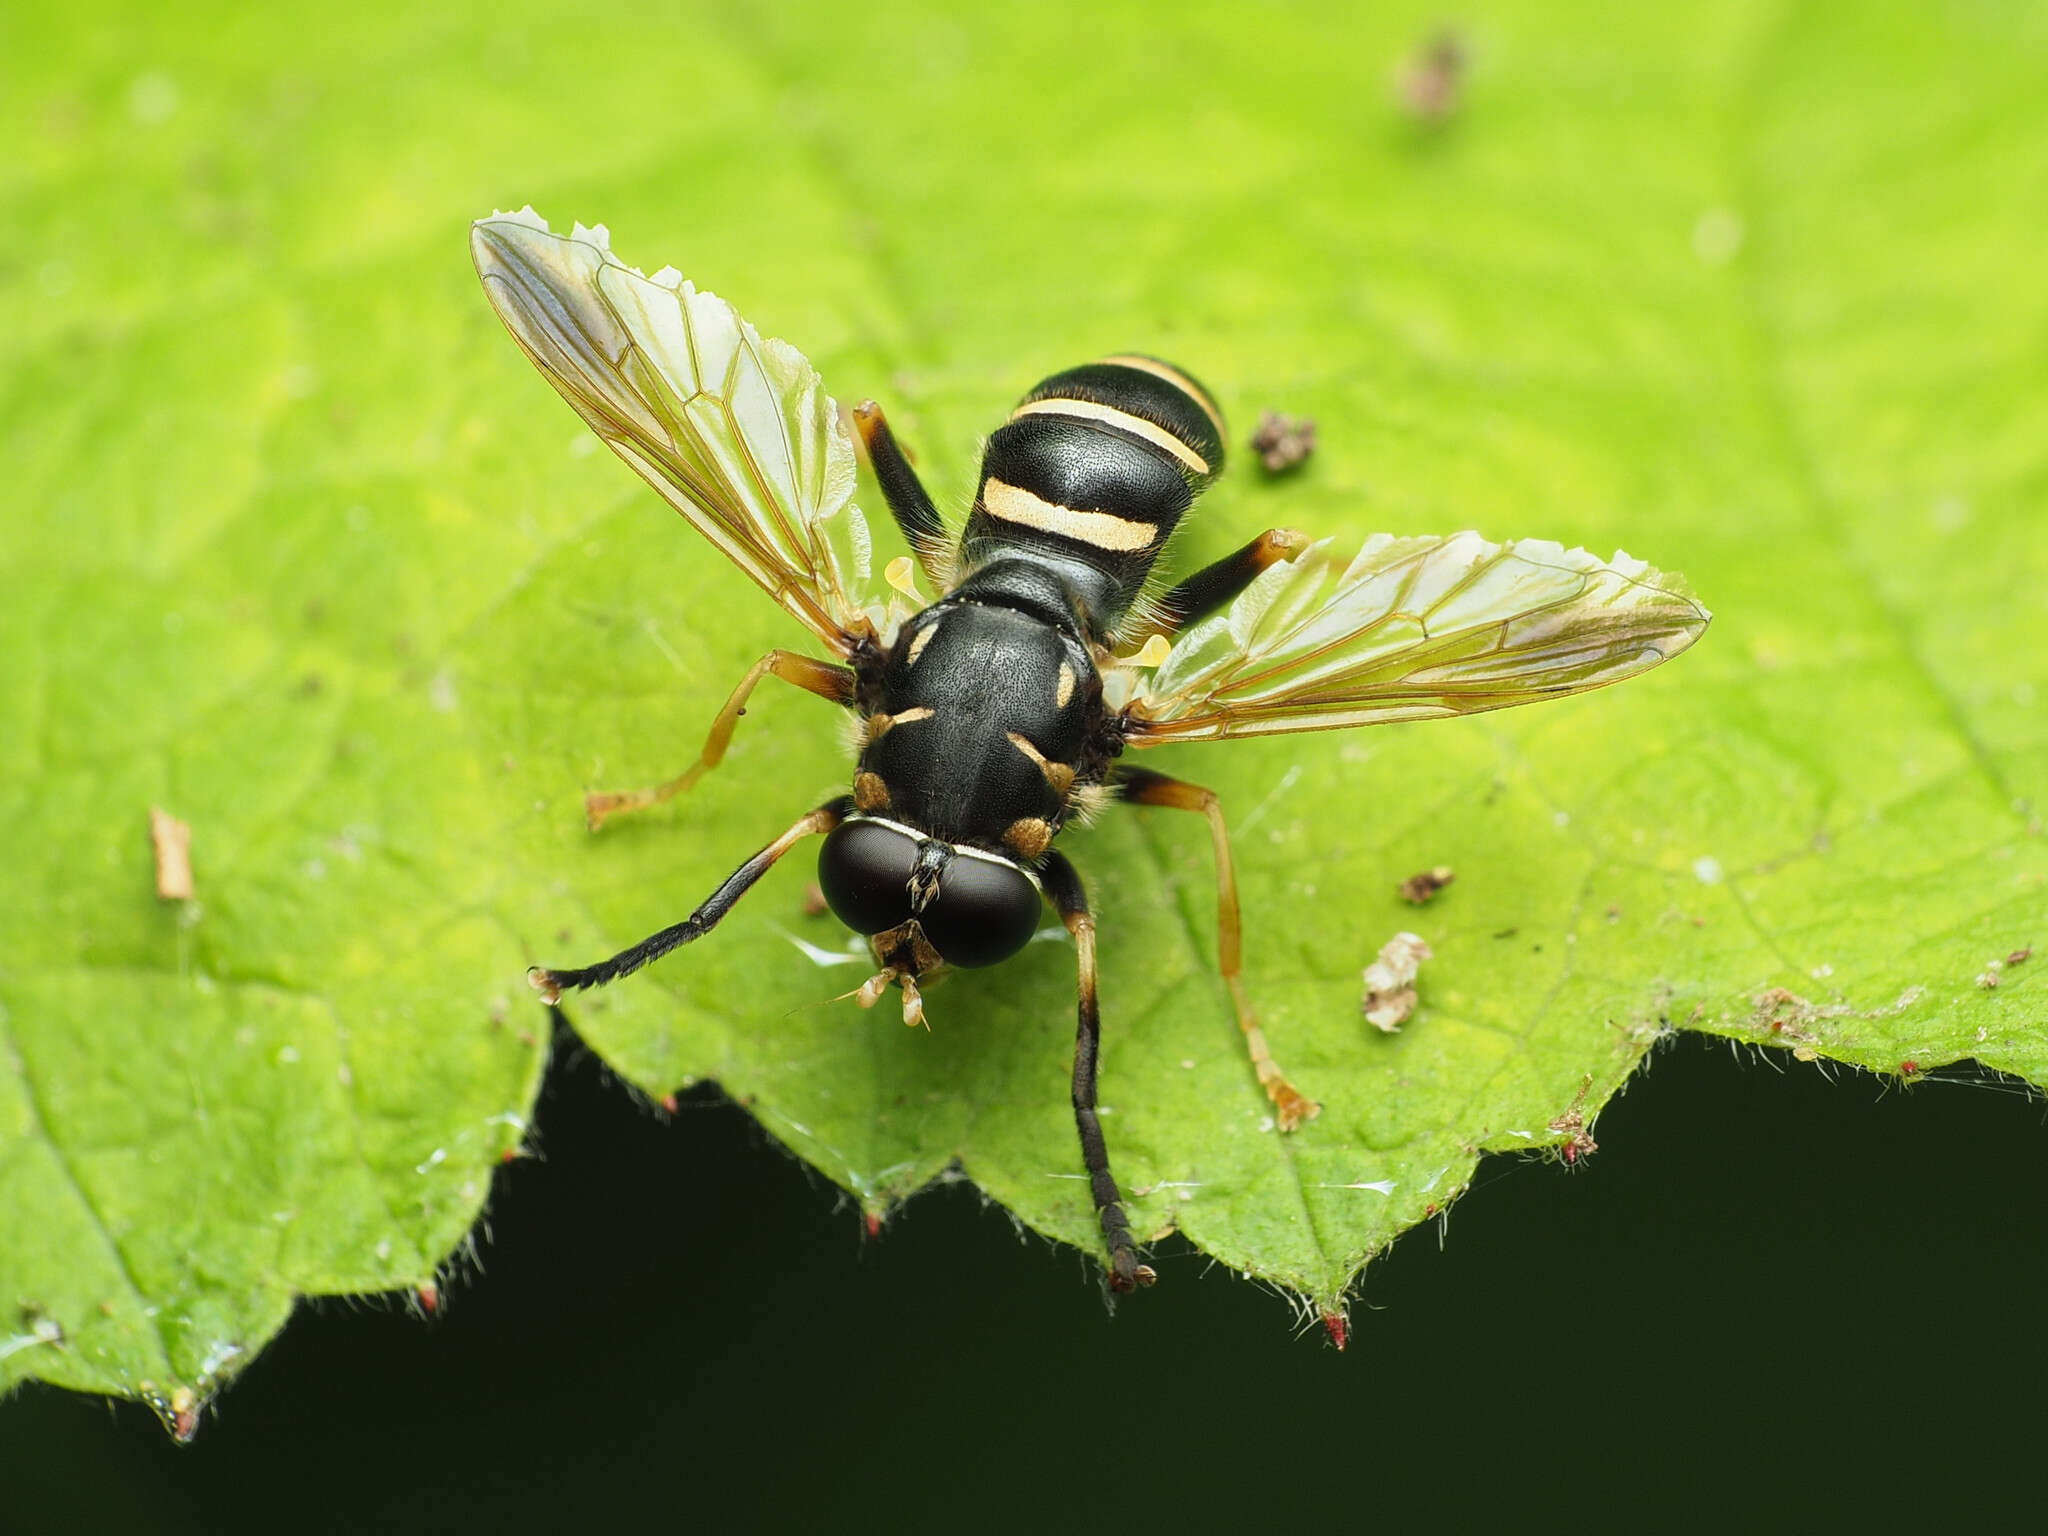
[2,0,2042,1423]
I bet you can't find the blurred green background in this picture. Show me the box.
[4,0,2045,1526]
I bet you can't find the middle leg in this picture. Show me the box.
[1111,764,1320,1129]
[585,649,856,830]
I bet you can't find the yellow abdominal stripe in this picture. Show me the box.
[1097,354,1226,438]
[1009,398,1210,475]
[980,477,1159,552]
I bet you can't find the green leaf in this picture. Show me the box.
[3,0,2042,1426]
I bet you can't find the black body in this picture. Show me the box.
[819,356,1229,976]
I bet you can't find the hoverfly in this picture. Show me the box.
[472,208,1710,1292]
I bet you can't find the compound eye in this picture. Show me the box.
[818,820,919,936]
[918,856,1042,969]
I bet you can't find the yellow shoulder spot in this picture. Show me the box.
[866,705,935,741]
[1003,818,1054,859]
[855,772,891,812]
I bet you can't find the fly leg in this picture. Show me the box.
[1110,765,1319,1129]
[585,651,856,830]
[851,400,952,587]
[1039,850,1154,1293]
[1148,528,1312,639]
[532,797,854,998]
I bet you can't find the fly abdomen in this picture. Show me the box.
[960,356,1227,639]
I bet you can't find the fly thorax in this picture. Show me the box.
[856,599,1097,853]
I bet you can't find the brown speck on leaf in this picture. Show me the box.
[1976,962,2003,990]
[1249,410,1317,475]
[1363,931,1433,1031]
[1549,1074,1598,1165]
[2007,946,2032,967]
[1752,986,1812,1036]
[1750,985,1862,1042]
[802,882,829,918]
[1398,865,1455,904]
[149,807,194,900]
[1321,1309,1349,1350]
[1605,904,1622,923]
[1398,28,1467,126]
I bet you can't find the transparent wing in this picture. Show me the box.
[471,207,886,652]
[1117,531,1710,743]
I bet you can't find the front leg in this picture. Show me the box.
[1039,850,1154,1293]
[532,796,855,999]
[1111,765,1319,1129]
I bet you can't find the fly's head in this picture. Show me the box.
[817,816,1042,1026]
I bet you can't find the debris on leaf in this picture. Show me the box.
[2007,946,2032,967]
[1548,1075,1597,1165]
[1321,1308,1349,1350]
[1398,865,1455,904]
[1397,28,1467,126]
[1977,960,2005,990]
[1363,931,1433,1031]
[170,1386,199,1442]
[1248,410,1317,474]
[149,806,194,900]
[802,882,829,918]
[1749,983,1928,1041]
[1751,986,1837,1042]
